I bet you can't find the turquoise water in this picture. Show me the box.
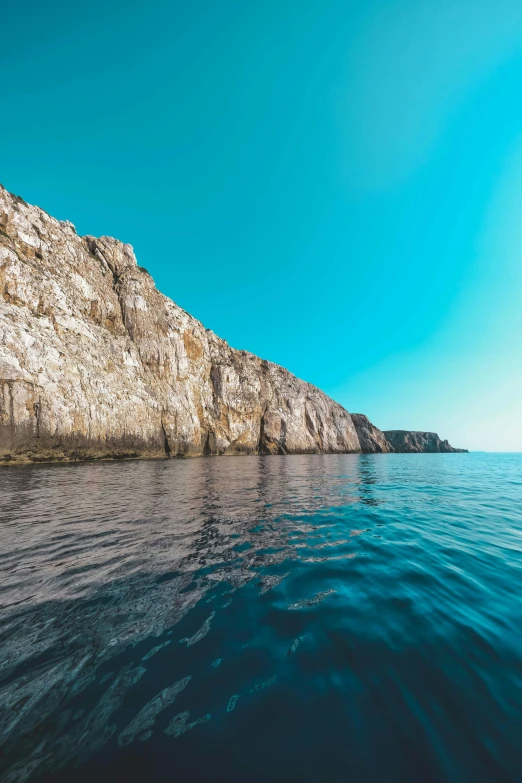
[0,454,520,782]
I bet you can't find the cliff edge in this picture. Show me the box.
[0,185,364,463]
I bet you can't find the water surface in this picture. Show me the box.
[0,454,521,782]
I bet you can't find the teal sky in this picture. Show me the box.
[2,0,522,451]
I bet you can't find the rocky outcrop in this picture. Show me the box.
[351,414,393,453]
[0,185,365,463]
[384,431,468,453]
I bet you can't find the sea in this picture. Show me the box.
[0,453,520,783]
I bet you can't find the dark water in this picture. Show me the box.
[0,454,521,783]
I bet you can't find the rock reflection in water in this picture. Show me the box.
[0,455,367,781]
[226,695,238,713]
[141,641,171,661]
[1,453,520,783]
[256,572,291,594]
[118,675,191,747]
[251,675,277,693]
[179,612,216,647]
[164,710,211,738]
[287,636,307,656]
[287,589,338,610]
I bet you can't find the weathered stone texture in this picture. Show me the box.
[384,430,468,453]
[351,414,393,453]
[0,185,362,463]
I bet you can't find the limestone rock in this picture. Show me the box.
[0,185,363,463]
[384,431,468,453]
[351,414,393,453]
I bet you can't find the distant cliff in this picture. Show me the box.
[350,419,467,454]
[384,431,468,453]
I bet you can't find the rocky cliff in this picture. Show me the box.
[351,414,393,453]
[0,185,366,463]
[384,430,468,453]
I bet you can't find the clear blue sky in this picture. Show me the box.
[2,0,522,450]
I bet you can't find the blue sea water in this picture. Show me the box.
[0,453,521,782]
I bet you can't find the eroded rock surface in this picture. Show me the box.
[351,414,393,454]
[384,431,468,453]
[0,185,363,463]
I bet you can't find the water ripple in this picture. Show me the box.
[0,453,521,782]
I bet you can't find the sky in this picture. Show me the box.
[2,0,522,451]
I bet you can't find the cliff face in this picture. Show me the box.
[351,414,393,453]
[0,185,363,463]
[384,431,468,453]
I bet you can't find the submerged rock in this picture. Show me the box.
[384,431,468,453]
